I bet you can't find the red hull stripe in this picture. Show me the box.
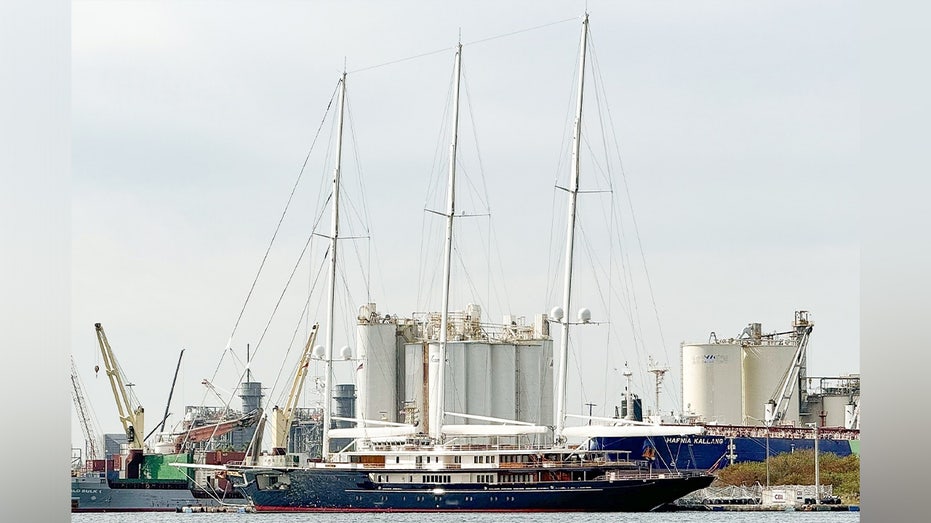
[255,506,587,513]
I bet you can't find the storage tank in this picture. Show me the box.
[333,384,356,428]
[445,341,517,421]
[819,394,853,428]
[516,341,553,428]
[681,342,743,424]
[356,312,398,423]
[742,342,799,426]
[239,381,263,414]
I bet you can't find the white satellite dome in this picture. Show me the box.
[578,308,591,323]
[550,306,565,321]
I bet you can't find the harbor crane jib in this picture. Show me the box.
[70,354,103,462]
[94,323,145,451]
[271,322,320,456]
[767,311,814,425]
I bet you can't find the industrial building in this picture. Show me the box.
[680,311,859,429]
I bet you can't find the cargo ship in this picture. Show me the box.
[589,423,859,473]
[590,311,860,472]
[71,451,245,513]
[70,324,256,512]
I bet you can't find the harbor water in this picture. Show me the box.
[72,511,860,523]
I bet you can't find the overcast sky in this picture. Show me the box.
[70,1,858,450]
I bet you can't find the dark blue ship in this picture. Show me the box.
[228,445,714,512]
[589,424,860,472]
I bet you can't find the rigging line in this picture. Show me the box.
[543,39,582,309]
[587,32,661,403]
[596,56,679,407]
[453,238,483,312]
[345,93,376,304]
[349,45,456,75]
[348,16,579,75]
[267,250,330,411]
[251,203,330,358]
[418,67,457,311]
[583,62,643,361]
[461,67,501,314]
[463,16,580,48]
[223,80,340,354]
[213,208,332,431]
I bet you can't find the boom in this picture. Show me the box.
[272,322,319,454]
[768,311,814,425]
[94,322,145,449]
[70,354,103,461]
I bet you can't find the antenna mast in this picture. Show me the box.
[648,356,669,422]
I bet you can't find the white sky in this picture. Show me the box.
[70,1,858,451]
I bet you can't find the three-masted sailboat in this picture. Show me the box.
[188,14,715,512]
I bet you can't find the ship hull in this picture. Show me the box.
[71,475,197,512]
[590,432,859,472]
[71,474,245,512]
[237,468,714,512]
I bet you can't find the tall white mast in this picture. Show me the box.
[429,42,462,442]
[555,14,589,445]
[322,72,347,458]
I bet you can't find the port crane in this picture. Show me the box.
[766,311,814,425]
[94,322,145,450]
[70,354,103,461]
[271,322,319,455]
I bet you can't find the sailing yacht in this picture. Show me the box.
[187,15,715,512]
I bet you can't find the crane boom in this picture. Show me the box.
[94,322,145,449]
[272,322,319,454]
[768,311,814,425]
[70,354,103,461]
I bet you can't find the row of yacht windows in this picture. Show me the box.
[423,475,451,483]
[501,473,533,483]
[400,455,500,464]
[375,474,500,483]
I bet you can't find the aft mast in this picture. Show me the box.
[429,42,463,442]
[322,71,348,458]
[555,14,589,445]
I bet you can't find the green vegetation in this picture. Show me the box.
[714,450,860,503]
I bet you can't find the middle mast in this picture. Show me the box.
[322,71,347,458]
[428,42,463,442]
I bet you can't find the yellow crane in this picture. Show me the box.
[94,322,145,450]
[271,322,319,455]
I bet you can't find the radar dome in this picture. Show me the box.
[550,307,565,321]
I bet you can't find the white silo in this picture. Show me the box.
[681,341,743,424]
[355,303,398,424]
[742,341,800,426]
[515,341,554,428]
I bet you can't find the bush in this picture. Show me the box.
[714,450,859,500]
